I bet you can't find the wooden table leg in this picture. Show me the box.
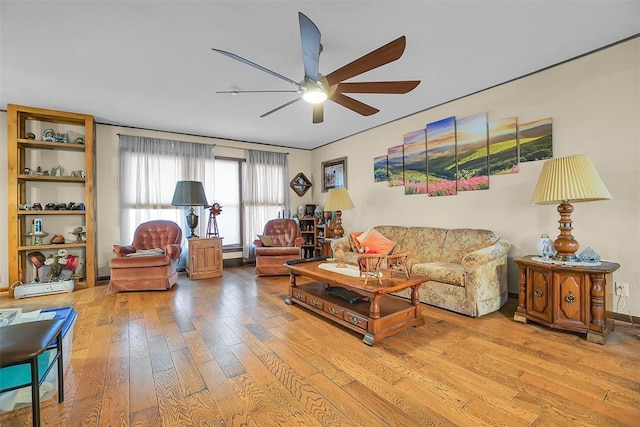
[514,265,528,323]
[587,272,609,344]
[285,272,297,304]
[369,294,381,319]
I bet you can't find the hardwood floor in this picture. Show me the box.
[1,266,639,426]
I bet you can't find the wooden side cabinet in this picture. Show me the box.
[514,255,620,344]
[187,237,223,280]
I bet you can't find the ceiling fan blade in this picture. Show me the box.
[217,90,301,94]
[329,93,379,116]
[212,48,301,88]
[313,103,324,124]
[336,80,420,94]
[299,12,321,81]
[260,98,302,118]
[325,36,407,86]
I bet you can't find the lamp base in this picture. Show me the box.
[186,209,199,239]
[553,201,580,261]
[334,210,344,238]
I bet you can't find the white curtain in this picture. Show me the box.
[242,150,289,257]
[118,135,215,265]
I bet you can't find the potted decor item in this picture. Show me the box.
[44,249,78,283]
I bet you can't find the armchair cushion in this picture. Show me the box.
[257,234,277,247]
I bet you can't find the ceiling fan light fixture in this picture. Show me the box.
[302,87,327,104]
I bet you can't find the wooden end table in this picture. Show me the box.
[513,255,620,344]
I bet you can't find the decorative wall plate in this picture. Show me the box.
[290,172,312,197]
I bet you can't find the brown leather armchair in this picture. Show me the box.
[255,219,303,276]
[109,220,182,291]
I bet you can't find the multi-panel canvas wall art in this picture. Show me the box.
[519,118,553,162]
[455,113,489,191]
[387,145,405,187]
[488,117,519,175]
[403,129,427,195]
[373,155,388,182]
[372,112,553,199]
[426,116,457,196]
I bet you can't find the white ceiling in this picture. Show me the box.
[1,1,639,150]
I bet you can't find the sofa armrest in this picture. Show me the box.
[113,245,136,257]
[165,244,182,260]
[295,237,304,247]
[462,238,511,270]
[330,236,353,254]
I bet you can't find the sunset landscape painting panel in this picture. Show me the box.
[388,145,405,187]
[456,113,489,192]
[426,116,457,196]
[374,155,388,182]
[489,117,519,174]
[519,118,553,162]
[404,128,426,145]
[403,140,427,195]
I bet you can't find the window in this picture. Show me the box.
[118,136,215,266]
[212,158,241,246]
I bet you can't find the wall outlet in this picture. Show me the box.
[615,282,630,297]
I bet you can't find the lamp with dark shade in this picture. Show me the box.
[324,188,354,238]
[531,154,611,262]
[171,180,209,238]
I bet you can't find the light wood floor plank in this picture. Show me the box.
[128,357,157,414]
[154,367,193,426]
[0,266,638,426]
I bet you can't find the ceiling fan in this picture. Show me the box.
[212,12,420,124]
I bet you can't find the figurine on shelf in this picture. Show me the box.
[42,129,56,141]
[71,226,86,243]
[52,165,64,176]
[50,234,65,244]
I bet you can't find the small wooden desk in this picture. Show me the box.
[513,255,620,344]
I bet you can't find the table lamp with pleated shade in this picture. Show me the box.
[531,154,611,261]
[324,188,354,238]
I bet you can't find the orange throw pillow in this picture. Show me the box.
[350,231,363,252]
[359,229,395,256]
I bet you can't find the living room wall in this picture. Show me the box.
[1,38,638,319]
[310,37,640,317]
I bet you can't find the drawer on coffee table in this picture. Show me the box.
[345,311,368,330]
[323,301,344,319]
[306,296,324,310]
[291,289,306,302]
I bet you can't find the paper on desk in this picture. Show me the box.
[0,309,54,326]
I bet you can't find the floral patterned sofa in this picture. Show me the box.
[331,226,511,317]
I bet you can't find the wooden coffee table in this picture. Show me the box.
[284,261,426,345]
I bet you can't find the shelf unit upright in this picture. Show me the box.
[7,104,96,297]
[298,216,317,258]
